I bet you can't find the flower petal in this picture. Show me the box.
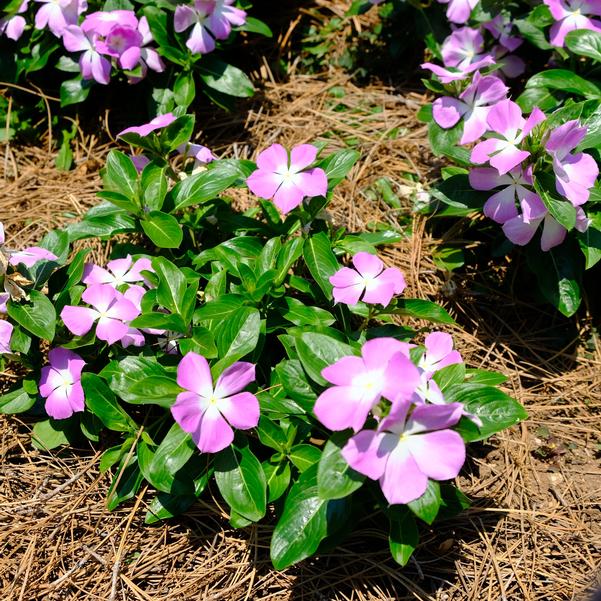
[218,391,260,430]
[342,430,393,480]
[214,361,256,398]
[379,442,429,505]
[256,143,288,172]
[289,144,318,171]
[60,306,98,337]
[177,352,214,397]
[193,405,234,453]
[407,430,466,480]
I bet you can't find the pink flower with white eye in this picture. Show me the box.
[342,400,466,505]
[34,0,86,37]
[0,0,29,41]
[172,352,260,453]
[246,144,328,214]
[62,25,112,85]
[432,72,508,145]
[205,0,246,40]
[421,57,495,84]
[545,120,599,206]
[484,14,523,53]
[313,338,419,433]
[329,252,406,307]
[118,113,176,137]
[418,332,463,378]
[471,100,546,175]
[60,284,140,345]
[130,17,165,79]
[82,255,153,288]
[442,27,491,70]
[174,1,216,55]
[9,247,58,268]
[82,9,138,36]
[469,165,541,224]
[118,285,146,348]
[0,320,13,354]
[436,0,479,24]
[544,0,601,47]
[39,348,85,420]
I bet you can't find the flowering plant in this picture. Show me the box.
[0,114,526,569]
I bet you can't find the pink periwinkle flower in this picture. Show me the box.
[60,284,140,345]
[39,348,85,420]
[206,0,246,40]
[63,25,112,85]
[471,100,546,175]
[342,400,466,505]
[313,338,420,433]
[469,165,541,224]
[0,294,8,314]
[246,143,328,214]
[432,72,508,145]
[418,332,463,378]
[82,9,138,36]
[545,120,599,206]
[544,0,601,47]
[0,0,28,41]
[0,320,13,354]
[82,255,153,288]
[34,0,86,37]
[172,352,260,453]
[436,0,479,24]
[131,154,150,172]
[9,247,58,268]
[484,14,523,53]
[174,1,216,54]
[118,113,177,138]
[442,27,492,70]
[178,142,216,165]
[329,252,406,307]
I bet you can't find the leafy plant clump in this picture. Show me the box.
[0,113,526,569]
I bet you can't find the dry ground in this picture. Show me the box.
[1,4,601,600]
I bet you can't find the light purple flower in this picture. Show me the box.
[545,120,599,206]
[131,154,150,172]
[82,255,153,288]
[544,0,601,47]
[39,348,85,420]
[63,25,112,85]
[171,352,260,453]
[129,16,165,79]
[82,9,138,36]
[436,0,479,24]
[421,57,495,84]
[329,252,406,306]
[9,246,58,268]
[342,400,466,505]
[0,320,13,354]
[484,14,523,52]
[432,72,508,145]
[442,27,490,70]
[471,100,546,175]
[174,1,216,55]
[60,284,140,345]
[178,142,216,165]
[206,0,246,40]
[493,48,526,79]
[118,113,176,137]
[0,294,8,314]
[313,338,420,433]
[0,0,28,41]
[246,143,328,214]
[418,332,463,378]
[34,0,86,37]
[469,165,541,223]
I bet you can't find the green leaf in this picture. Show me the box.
[0,386,36,414]
[174,71,196,108]
[81,373,136,432]
[275,359,317,408]
[237,17,272,37]
[152,256,187,315]
[263,461,291,503]
[8,290,56,340]
[130,312,187,333]
[429,175,487,217]
[198,56,254,98]
[525,69,601,99]
[279,297,335,327]
[213,307,261,374]
[171,168,239,211]
[388,507,419,567]
[303,233,339,299]
[565,30,601,62]
[393,298,455,324]
[317,433,365,500]
[32,419,73,450]
[141,163,168,211]
[289,444,321,472]
[577,211,601,268]
[516,86,561,113]
[129,376,181,408]
[143,6,187,65]
[534,173,576,231]
[141,211,183,248]
[433,362,466,391]
[428,121,471,166]
[107,455,144,511]
[214,441,267,522]
[407,480,442,525]
[274,238,304,285]
[160,115,195,154]
[465,369,507,386]
[257,417,288,452]
[145,493,197,524]
[194,295,246,322]
[103,150,139,202]
[66,205,136,241]
[295,331,354,386]
[60,77,91,107]
[317,149,360,188]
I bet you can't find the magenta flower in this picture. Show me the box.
[545,120,599,206]
[471,100,546,175]
[246,143,328,214]
[82,255,153,288]
[442,27,491,71]
[178,142,216,165]
[9,246,58,268]
[329,252,406,306]
[174,1,216,54]
[313,338,420,433]
[63,25,112,85]
[171,352,260,453]
[544,0,601,47]
[0,320,13,354]
[34,0,86,37]
[436,0,479,24]
[0,0,28,41]
[39,348,85,420]
[118,113,176,138]
[82,9,138,36]
[418,332,463,378]
[206,0,246,40]
[421,57,495,84]
[60,284,140,345]
[342,401,466,505]
[432,72,508,145]
[469,165,541,224]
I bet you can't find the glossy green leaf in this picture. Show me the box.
[388,507,419,567]
[295,331,354,386]
[289,444,321,472]
[303,233,339,299]
[8,290,56,340]
[141,211,183,248]
[408,480,442,525]
[82,373,137,432]
[317,433,365,500]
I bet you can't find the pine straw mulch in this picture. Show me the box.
[1,72,601,600]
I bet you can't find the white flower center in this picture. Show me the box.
[352,370,383,393]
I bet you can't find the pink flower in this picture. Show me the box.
[421,57,495,84]
[0,0,28,41]
[60,284,140,345]
[62,25,112,85]
[484,14,523,52]
[0,294,8,314]
[436,0,479,24]
[329,252,406,306]
[82,9,138,36]
[82,255,153,288]
[178,142,216,165]
[471,100,546,175]
[0,222,5,245]
[313,338,420,433]
[432,72,508,145]
[545,120,599,206]
[9,246,58,268]
[118,113,176,137]
[174,1,216,54]
[418,332,463,378]
[342,401,466,505]
[544,0,601,47]
[39,348,85,420]
[34,0,86,37]
[246,143,328,214]
[206,0,246,40]
[0,320,13,354]
[469,165,541,223]
[442,27,490,70]
[131,155,150,172]
[171,352,260,453]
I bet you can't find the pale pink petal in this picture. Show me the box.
[490,147,531,175]
[379,442,429,505]
[272,182,305,214]
[470,138,502,165]
[172,390,205,433]
[377,267,406,295]
[44,386,73,420]
[332,281,365,305]
[540,216,567,251]
[341,430,393,480]
[469,167,510,190]
[460,107,490,145]
[174,5,196,32]
[330,267,363,289]
[484,186,519,223]
[352,252,384,279]
[177,352,214,397]
[247,170,282,199]
[502,215,541,246]
[322,356,366,386]
[432,96,467,129]
[296,169,328,197]
[314,386,372,432]
[95,317,129,345]
[60,306,98,336]
[486,99,524,137]
[193,406,234,453]
[407,430,466,480]
[289,144,318,171]
[424,332,454,364]
[361,279,396,306]
[218,391,259,429]
[82,284,115,313]
[82,264,113,285]
[214,361,256,397]
[522,107,546,137]
[381,352,421,403]
[405,402,465,434]
[361,338,412,370]
[256,143,288,172]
